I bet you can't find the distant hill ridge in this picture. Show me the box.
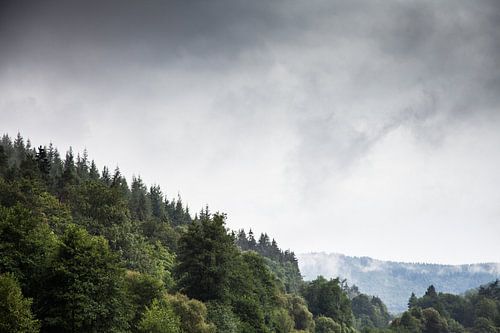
[297,252,500,314]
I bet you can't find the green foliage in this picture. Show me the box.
[2,133,400,333]
[0,273,40,333]
[67,179,132,251]
[473,316,497,333]
[166,293,216,333]
[352,294,391,329]
[393,282,500,333]
[0,202,58,297]
[229,251,285,332]
[315,316,342,333]
[286,294,315,332]
[141,216,180,251]
[175,212,238,302]
[0,145,8,177]
[302,276,354,328]
[139,297,181,333]
[421,308,449,333]
[271,308,295,333]
[206,302,240,333]
[236,229,302,293]
[41,225,131,333]
[130,176,152,221]
[125,271,166,331]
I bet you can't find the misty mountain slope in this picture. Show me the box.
[297,252,500,314]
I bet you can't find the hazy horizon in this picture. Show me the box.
[1,0,500,265]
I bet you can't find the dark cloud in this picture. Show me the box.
[1,0,499,263]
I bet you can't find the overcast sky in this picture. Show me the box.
[1,0,499,264]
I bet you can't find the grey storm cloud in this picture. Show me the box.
[1,0,500,263]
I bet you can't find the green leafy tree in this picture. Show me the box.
[271,308,294,333]
[67,179,133,254]
[0,203,58,298]
[301,276,354,327]
[139,297,181,333]
[206,302,240,333]
[125,271,165,332]
[0,273,40,333]
[352,294,391,329]
[315,316,342,333]
[229,251,283,332]
[421,308,449,333]
[166,293,216,333]
[473,316,497,333]
[141,216,179,251]
[391,310,422,333]
[41,225,131,333]
[287,294,315,332]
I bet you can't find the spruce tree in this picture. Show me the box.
[130,176,152,221]
[0,145,7,176]
[149,185,166,219]
[175,213,237,302]
[89,160,100,180]
[41,225,130,332]
[35,146,51,180]
[247,229,257,250]
[13,132,25,164]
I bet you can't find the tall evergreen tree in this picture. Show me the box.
[13,133,26,165]
[0,145,7,176]
[247,229,257,250]
[130,176,152,221]
[236,229,248,250]
[35,146,51,181]
[88,160,99,180]
[149,185,166,220]
[62,148,77,186]
[175,213,237,302]
[41,225,130,333]
[101,166,111,185]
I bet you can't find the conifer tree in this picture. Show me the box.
[62,148,77,186]
[89,160,100,180]
[0,145,7,176]
[236,229,248,250]
[35,146,51,180]
[130,176,152,221]
[41,225,130,333]
[75,150,89,181]
[101,166,111,185]
[247,229,257,250]
[175,213,238,302]
[13,132,25,164]
[408,292,418,309]
[149,185,166,219]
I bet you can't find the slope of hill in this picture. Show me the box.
[297,252,500,314]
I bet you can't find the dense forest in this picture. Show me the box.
[0,133,498,333]
[298,253,500,313]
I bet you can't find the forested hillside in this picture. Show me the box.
[0,133,497,333]
[298,253,500,314]
[0,133,385,333]
[391,281,500,333]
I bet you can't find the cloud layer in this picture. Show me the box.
[1,0,500,264]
